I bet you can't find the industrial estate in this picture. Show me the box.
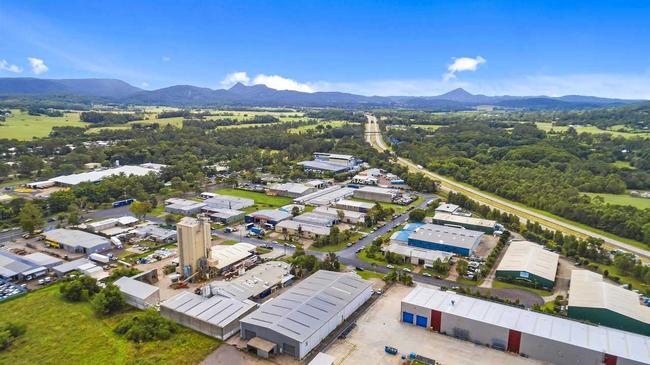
[1,3,650,364]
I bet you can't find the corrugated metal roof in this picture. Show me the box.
[43,229,110,249]
[210,243,256,270]
[335,199,375,209]
[49,165,159,185]
[403,286,650,364]
[240,270,371,343]
[275,220,331,236]
[568,270,650,324]
[293,212,336,227]
[249,209,292,222]
[204,195,254,210]
[114,276,159,300]
[385,243,453,262]
[161,291,256,328]
[496,241,559,282]
[433,212,497,229]
[208,261,291,301]
[408,224,483,250]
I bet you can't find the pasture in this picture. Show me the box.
[535,122,649,139]
[0,109,87,140]
[584,192,650,210]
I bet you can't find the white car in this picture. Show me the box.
[386,264,394,269]
[402,268,412,273]
[422,272,432,277]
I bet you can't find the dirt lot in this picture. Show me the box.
[325,284,543,365]
[474,234,499,258]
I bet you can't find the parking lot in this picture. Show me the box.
[325,284,543,365]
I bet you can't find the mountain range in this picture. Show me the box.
[0,77,645,110]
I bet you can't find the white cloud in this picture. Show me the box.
[27,57,48,74]
[220,71,314,92]
[443,56,486,81]
[220,71,251,88]
[252,74,314,92]
[141,82,149,87]
[162,56,171,62]
[0,59,22,73]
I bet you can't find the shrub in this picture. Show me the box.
[59,275,100,301]
[92,284,126,316]
[114,310,177,343]
[0,322,26,351]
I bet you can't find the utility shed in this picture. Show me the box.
[114,276,160,309]
[568,270,650,336]
[407,224,483,257]
[495,241,559,288]
[240,270,372,359]
[160,291,257,340]
[401,286,650,365]
[245,210,292,226]
[23,252,63,268]
[432,212,497,234]
[268,183,316,198]
[52,258,91,277]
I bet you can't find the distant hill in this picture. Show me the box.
[0,77,644,110]
[0,77,142,98]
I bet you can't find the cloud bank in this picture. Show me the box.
[443,56,486,81]
[220,71,314,92]
[0,59,22,73]
[27,57,48,74]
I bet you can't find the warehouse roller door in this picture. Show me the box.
[402,311,414,324]
[416,315,428,327]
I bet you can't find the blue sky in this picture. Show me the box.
[1,1,650,98]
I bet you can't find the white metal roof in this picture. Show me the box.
[568,270,650,325]
[385,242,453,262]
[355,186,399,195]
[48,165,159,185]
[208,261,291,301]
[161,291,256,328]
[433,212,497,229]
[23,252,63,267]
[210,243,256,270]
[435,203,460,213]
[335,199,375,209]
[275,220,331,236]
[496,241,559,282]
[408,224,483,250]
[204,195,254,210]
[249,209,292,222]
[52,258,90,274]
[270,182,314,195]
[114,276,159,300]
[240,270,372,343]
[44,229,110,249]
[312,206,365,220]
[293,212,336,227]
[403,286,650,364]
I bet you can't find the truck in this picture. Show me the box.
[112,198,135,208]
[249,227,265,236]
[384,346,398,355]
[89,253,110,264]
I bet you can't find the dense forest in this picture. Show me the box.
[386,121,650,245]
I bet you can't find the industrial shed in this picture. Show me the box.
[294,186,355,206]
[164,199,206,215]
[52,258,91,277]
[568,270,650,336]
[401,286,650,365]
[203,207,245,224]
[0,251,47,281]
[240,270,372,359]
[432,212,498,234]
[268,183,316,198]
[43,229,112,254]
[312,206,366,224]
[407,224,483,256]
[48,165,160,186]
[206,261,292,301]
[23,252,63,268]
[114,276,160,309]
[495,241,559,288]
[245,209,292,226]
[204,195,254,210]
[335,199,375,213]
[209,243,257,272]
[274,220,330,239]
[161,291,257,340]
[293,212,337,227]
[352,186,399,203]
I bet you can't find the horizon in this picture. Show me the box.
[2,1,650,98]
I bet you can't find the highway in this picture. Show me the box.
[365,114,650,260]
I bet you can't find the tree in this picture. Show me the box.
[47,190,76,213]
[456,259,469,276]
[164,214,178,226]
[291,206,300,217]
[322,252,341,272]
[92,284,125,316]
[336,209,345,222]
[408,208,426,222]
[18,201,44,234]
[114,309,177,342]
[129,200,152,220]
[67,204,81,226]
[60,276,100,301]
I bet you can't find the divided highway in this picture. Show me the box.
[365,114,650,260]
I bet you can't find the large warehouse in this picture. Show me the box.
[352,186,399,203]
[407,224,483,256]
[245,209,293,226]
[114,276,160,310]
[160,291,257,340]
[432,212,498,234]
[568,270,650,336]
[204,194,254,210]
[495,241,559,288]
[267,183,317,198]
[240,270,372,359]
[43,229,112,254]
[401,286,650,365]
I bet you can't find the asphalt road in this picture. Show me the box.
[365,114,650,260]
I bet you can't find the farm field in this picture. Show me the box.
[584,192,650,210]
[0,109,87,140]
[535,122,649,138]
[0,285,220,365]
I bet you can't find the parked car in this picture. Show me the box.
[402,268,412,273]
[386,264,394,269]
[423,272,432,277]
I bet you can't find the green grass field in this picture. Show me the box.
[535,122,649,139]
[411,124,443,131]
[0,109,88,140]
[308,233,363,252]
[356,270,385,280]
[584,192,650,210]
[0,285,220,365]
[356,249,413,270]
[610,161,635,169]
[287,120,352,133]
[214,188,293,209]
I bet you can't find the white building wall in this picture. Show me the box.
[520,333,603,365]
[299,284,372,359]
